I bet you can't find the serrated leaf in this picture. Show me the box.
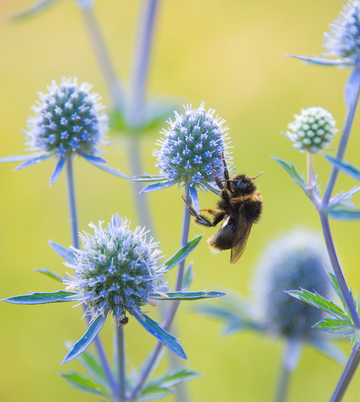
[33,268,63,283]
[272,157,308,194]
[325,155,360,182]
[59,371,111,398]
[139,385,173,401]
[151,291,226,301]
[64,343,108,388]
[162,235,203,272]
[3,291,77,304]
[327,205,360,221]
[329,186,360,207]
[48,240,76,264]
[62,316,106,364]
[6,0,60,23]
[287,54,352,67]
[182,262,194,290]
[287,289,349,320]
[148,368,200,389]
[314,318,355,335]
[324,270,350,317]
[133,312,187,360]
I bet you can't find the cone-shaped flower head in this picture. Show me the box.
[252,229,331,341]
[25,77,108,158]
[65,216,163,324]
[285,107,337,153]
[148,102,232,208]
[324,1,360,64]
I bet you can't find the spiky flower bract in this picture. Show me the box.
[142,102,232,211]
[324,1,360,64]
[25,77,108,158]
[65,215,163,324]
[285,107,337,153]
[252,229,331,341]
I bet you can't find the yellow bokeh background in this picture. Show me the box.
[1,0,360,401]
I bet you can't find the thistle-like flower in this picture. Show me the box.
[139,102,232,211]
[252,230,331,341]
[285,107,337,153]
[4,215,225,364]
[0,77,128,185]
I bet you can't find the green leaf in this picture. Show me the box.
[327,205,360,221]
[272,157,307,193]
[148,368,200,389]
[324,270,350,316]
[59,371,111,398]
[313,318,355,335]
[132,174,169,183]
[33,268,63,283]
[163,235,203,272]
[139,385,173,401]
[48,240,76,264]
[151,291,226,301]
[287,289,349,320]
[64,343,108,388]
[325,155,360,182]
[6,0,61,23]
[182,262,194,290]
[62,316,106,364]
[3,290,77,304]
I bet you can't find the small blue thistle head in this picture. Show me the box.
[324,1,360,64]
[149,102,232,207]
[64,216,164,324]
[285,107,337,153]
[24,77,108,158]
[252,229,331,341]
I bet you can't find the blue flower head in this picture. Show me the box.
[252,229,331,341]
[141,102,232,211]
[324,1,360,64]
[0,77,129,184]
[64,215,164,324]
[285,107,337,153]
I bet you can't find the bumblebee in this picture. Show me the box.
[182,154,263,264]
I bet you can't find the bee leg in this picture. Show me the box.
[200,208,219,215]
[221,150,233,193]
[182,196,215,227]
[211,162,225,190]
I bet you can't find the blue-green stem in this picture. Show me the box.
[77,2,124,112]
[115,324,126,402]
[274,347,291,402]
[65,157,118,399]
[129,184,191,401]
[330,346,360,402]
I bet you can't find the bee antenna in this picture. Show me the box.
[251,171,264,180]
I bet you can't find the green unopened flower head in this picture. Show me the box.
[64,216,164,324]
[285,107,337,153]
[24,77,108,158]
[252,229,331,341]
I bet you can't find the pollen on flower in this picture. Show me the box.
[63,215,163,324]
[153,102,232,188]
[251,229,331,340]
[285,107,337,153]
[23,77,109,158]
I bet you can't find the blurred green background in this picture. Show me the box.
[1,0,360,401]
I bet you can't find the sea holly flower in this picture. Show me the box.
[285,107,337,154]
[137,102,232,212]
[3,215,225,364]
[0,77,129,185]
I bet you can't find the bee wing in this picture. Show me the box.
[230,212,253,264]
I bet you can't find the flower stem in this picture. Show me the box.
[65,157,117,398]
[115,324,126,402]
[274,356,291,402]
[77,2,124,112]
[306,152,320,209]
[129,184,191,401]
[330,346,360,402]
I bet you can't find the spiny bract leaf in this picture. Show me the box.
[139,385,173,401]
[272,157,308,194]
[132,174,168,183]
[182,262,194,290]
[327,205,360,221]
[287,54,352,67]
[33,268,63,283]
[150,291,226,301]
[48,240,76,264]
[6,0,60,23]
[3,291,77,304]
[325,155,360,182]
[313,318,355,335]
[163,235,203,272]
[147,368,201,389]
[59,371,111,398]
[324,270,351,317]
[287,289,349,320]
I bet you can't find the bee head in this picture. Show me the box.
[231,175,256,195]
